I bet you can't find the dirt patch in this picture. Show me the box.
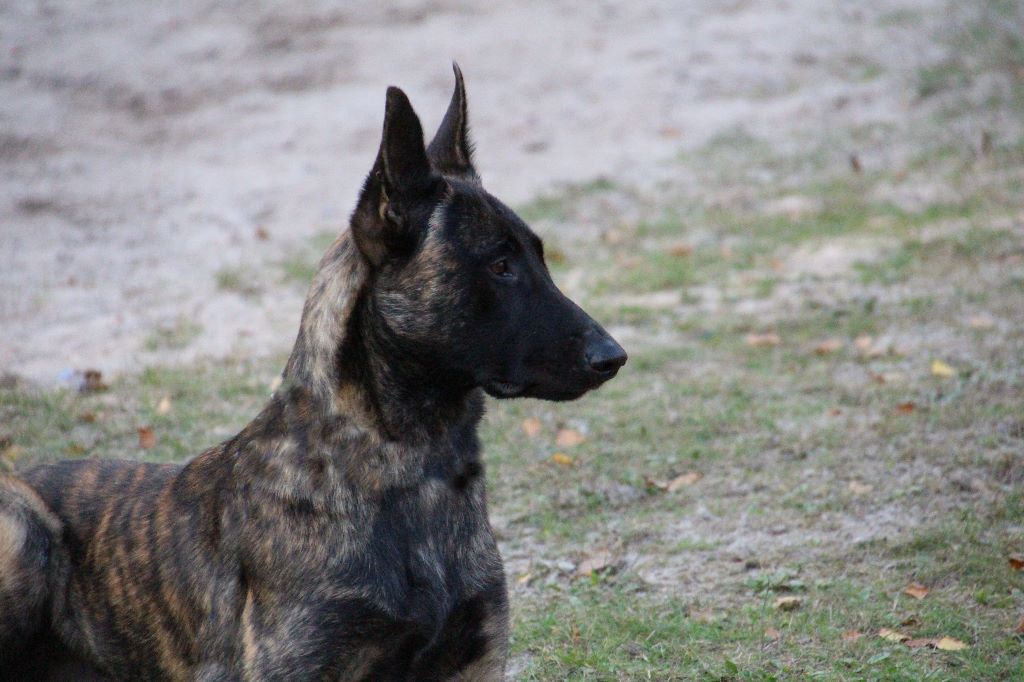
[1,0,951,383]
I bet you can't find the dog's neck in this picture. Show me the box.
[282,231,480,445]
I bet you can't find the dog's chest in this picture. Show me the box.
[243,473,496,649]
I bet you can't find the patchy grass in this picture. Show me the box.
[3,75,1024,682]
[142,315,203,351]
[215,266,262,298]
[278,230,339,289]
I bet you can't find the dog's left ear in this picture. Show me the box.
[427,63,476,177]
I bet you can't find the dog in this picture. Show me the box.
[0,65,626,681]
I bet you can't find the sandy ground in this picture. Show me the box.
[1,0,945,383]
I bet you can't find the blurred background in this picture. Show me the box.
[1,1,1022,678]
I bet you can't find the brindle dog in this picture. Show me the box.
[0,65,626,681]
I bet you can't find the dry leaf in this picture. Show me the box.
[138,427,157,450]
[78,412,97,423]
[81,369,108,393]
[1014,616,1024,634]
[669,243,693,257]
[745,333,781,347]
[934,636,968,651]
[764,627,782,641]
[555,428,586,448]
[666,472,703,491]
[521,417,542,438]
[575,548,614,577]
[1008,554,1024,571]
[931,360,956,378]
[516,572,533,585]
[827,407,842,417]
[156,396,172,416]
[905,638,935,649]
[968,315,995,330]
[841,630,863,641]
[254,226,270,241]
[900,616,921,627]
[854,335,874,351]
[848,481,873,495]
[551,452,574,466]
[895,402,917,415]
[774,596,802,611]
[878,628,910,643]
[903,582,929,600]
[814,339,843,355]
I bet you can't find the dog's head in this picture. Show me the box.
[349,66,626,402]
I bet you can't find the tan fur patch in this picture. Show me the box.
[0,512,27,586]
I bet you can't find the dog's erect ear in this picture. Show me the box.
[379,86,434,197]
[352,87,436,266]
[427,63,475,177]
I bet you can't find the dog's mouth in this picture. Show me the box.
[483,380,526,398]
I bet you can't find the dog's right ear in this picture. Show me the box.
[352,87,435,267]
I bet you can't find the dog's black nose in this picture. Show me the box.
[585,335,627,375]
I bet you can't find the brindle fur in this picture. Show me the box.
[0,66,625,681]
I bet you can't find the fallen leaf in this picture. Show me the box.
[895,402,917,415]
[934,636,968,651]
[878,628,910,643]
[905,638,935,649]
[521,417,542,438]
[1008,554,1024,571]
[575,548,614,577]
[516,572,533,585]
[848,481,873,495]
[764,627,782,641]
[156,396,172,416]
[1014,616,1024,634]
[666,471,703,491]
[968,314,995,330]
[138,427,157,450]
[81,369,108,393]
[814,339,843,355]
[903,582,929,600]
[827,407,842,417]
[931,359,956,378]
[78,412,97,423]
[854,335,874,351]
[900,616,921,627]
[841,630,863,641]
[254,226,270,241]
[669,243,693,257]
[745,333,781,347]
[774,596,802,611]
[555,428,586,448]
[551,452,574,466]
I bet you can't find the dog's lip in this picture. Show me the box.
[483,379,526,398]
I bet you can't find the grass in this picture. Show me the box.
[4,151,1022,677]
[4,30,1024,679]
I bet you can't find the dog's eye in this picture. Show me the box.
[488,258,512,278]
